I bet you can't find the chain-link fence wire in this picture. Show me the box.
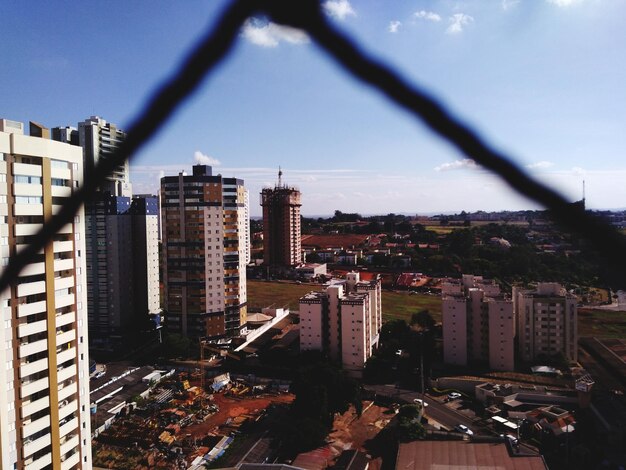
[1,0,625,293]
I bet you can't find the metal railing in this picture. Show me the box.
[1,0,625,292]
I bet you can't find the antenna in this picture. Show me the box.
[278,166,283,187]
[582,179,586,202]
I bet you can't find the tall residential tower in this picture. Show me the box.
[299,272,382,377]
[261,170,301,268]
[0,119,92,469]
[161,165,249,339]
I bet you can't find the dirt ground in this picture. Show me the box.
[185,392,294,438]
[325,401,395,470]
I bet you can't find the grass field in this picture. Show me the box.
[578,308,626,338]
[247,280,441,323]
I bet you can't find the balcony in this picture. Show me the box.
[54,294,75,310]
[24,451,52,470]
[59,416,79,438]
[19,339,48,358]
[17,300,47,318]
[56,330,76,348]
[53,258,74,272]
[21,376,50,398]
[18,319,47,338]
[58,381,77,402]
[22,434,51,459]
[60,449,80,470]
[14,204,43,217]
[19,357,48,379]
[57,364,77,384]
[22,414,51,439]
[21,396,50,420]
[59,399,78,420]
[19,262,45,277]
[14,223,43,237]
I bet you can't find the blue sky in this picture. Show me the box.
[3,0,626,216]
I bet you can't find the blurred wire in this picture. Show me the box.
[1,0,624,295]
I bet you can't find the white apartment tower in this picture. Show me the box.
[442,275,515,371]
[161,165,249,338]
[299,272,382,377]
[77,116,131,197]
[0,119,92,469]
[514,282,578,362]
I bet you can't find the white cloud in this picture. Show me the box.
[434,159,478,172]
[388,20,402,33]
[527,161,554,169]
[193,151,221,166]
[502,0,521,10]
[323,0,356,20]
[546,0,584,6]
[571,166,587,175]
[241,18,309,48]
[446,13,474,34]
[414,10,442,22]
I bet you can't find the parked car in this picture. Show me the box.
[447,392,462,400]
[454,424,474,436]
[413,398,428,407]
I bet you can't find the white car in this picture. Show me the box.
[447,392,462,400]
[413,398,428,407]
[455,424,474,436]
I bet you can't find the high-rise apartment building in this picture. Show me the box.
[77,116,131,197]
[299,272,382,377]
[514,282,577,362]
[0,119,92,469]
[54,118,160,352]
[83,193,160,351]
[261,170,301,268]
[442,275,515,371]
[161,165,249,339]
[129,196,161,326]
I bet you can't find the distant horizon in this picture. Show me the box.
[250,206,626,220]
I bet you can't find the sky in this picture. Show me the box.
[2,0,626,217]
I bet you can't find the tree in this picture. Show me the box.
[397,405,427,442]
[410,310,436,329]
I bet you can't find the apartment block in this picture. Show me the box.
[299,272,381,377]
[83,193,160,351]
[77,116,131,197]
[261,170,302,268]
[442,275,515,371]
[54,118,160,352]
[514,282,578,362]
[161,165,249,339]
[0,119,92,469]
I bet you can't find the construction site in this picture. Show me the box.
[92,367,294,469]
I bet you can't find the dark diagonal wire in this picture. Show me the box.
[266,0,626,281]
[1,0,624,296]
[0,0,254,294]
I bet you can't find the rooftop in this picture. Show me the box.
[396,440,547,470]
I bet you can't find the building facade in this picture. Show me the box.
[161,165,249,339]
[54,118,160,352]
[299,272,381,376]
[0,119,92,469]
[442,275,515,371]
[514,282,578,362]
[260,170,301,268]
[77,116,131,197]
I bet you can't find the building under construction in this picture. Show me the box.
[261,169,302,268]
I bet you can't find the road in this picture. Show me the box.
[364,384,539,456]
[364,385,476,432]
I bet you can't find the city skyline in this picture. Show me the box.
[3,0,626,216]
